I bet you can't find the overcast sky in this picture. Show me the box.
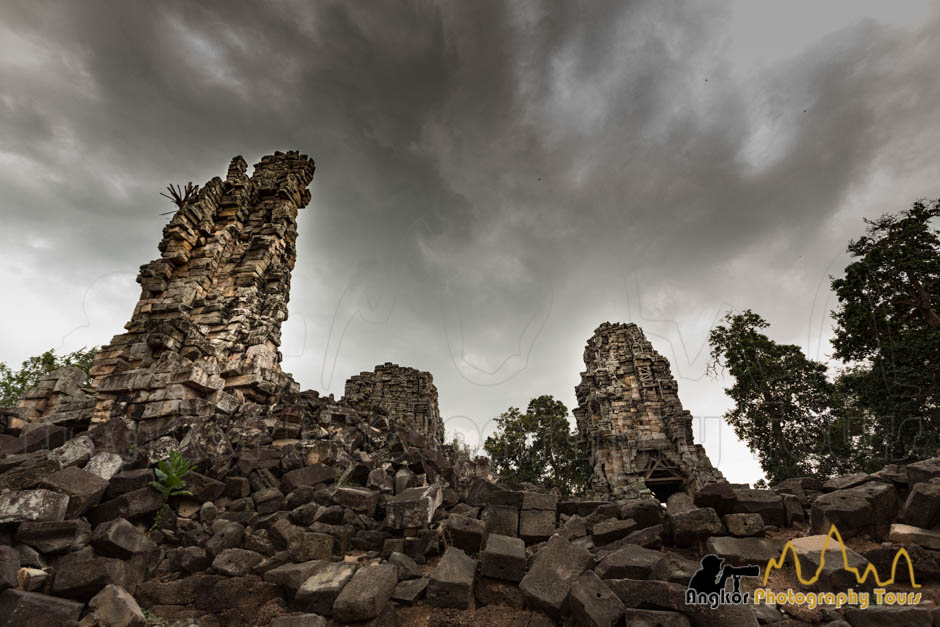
[2,1,939,483]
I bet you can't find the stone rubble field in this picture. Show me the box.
[3,397,940,626]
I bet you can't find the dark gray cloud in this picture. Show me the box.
[1,0,938,481]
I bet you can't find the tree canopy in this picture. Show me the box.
[830,200,940,465]
[708,310,834,483]
[710,200,940,481]
[483,395,592,495]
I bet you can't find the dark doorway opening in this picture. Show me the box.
[646,478,685,502]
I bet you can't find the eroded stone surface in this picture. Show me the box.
[344,363,444,446]
[15,153,317,451]
[573,323,723,499]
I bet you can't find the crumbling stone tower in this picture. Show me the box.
[85,151,316,441]
[574,322,723,500]
[344,363,444,446]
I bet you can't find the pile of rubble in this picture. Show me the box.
[344,364,445,447]
[4,403,940,626]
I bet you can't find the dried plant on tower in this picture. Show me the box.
[160,182,200,211]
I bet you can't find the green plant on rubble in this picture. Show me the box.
[148,450,195,532]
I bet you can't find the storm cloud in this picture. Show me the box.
[2,0,939,482]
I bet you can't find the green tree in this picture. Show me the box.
[0,347,98,407]
[483,395,591,495]
[830,199,940,465]
[708,310,836,483]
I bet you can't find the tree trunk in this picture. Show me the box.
[910,276,940,329]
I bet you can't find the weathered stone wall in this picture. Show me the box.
[17,152,316,443]
[10,367,95,433]
[574,322,723,499]
[344,363,444,446]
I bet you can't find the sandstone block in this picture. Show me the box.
[722,513,765,537]
[811,490,873,539]
[519,535,593,615]
[87,584,147,627]
[484,504,519,537]
[0,547,19,591]
[444,513,485,554]
[89,487,162,524]
[331,486,379,517]
[704,536,781,566]
[0,489,69,523]
[15,519,90,554]
[730,488,786,527]
[263,560,324,593]
[0,589,83,626]
[386,485,441,529]
[889,523,940,551]
[392,576,428,604]
[428,547,476,609]
[592,518,638,545]
[92,518,156,558]
[481,533,526,582]
[212,548,264,577]
[667,506,722,547]
[520,508,556,544]
[282,464,336,492]
[52,555,132,601]
[595,544,663,579]
[902,478,940,529]
[388,551,423,580]
[85,452,124,481]
[905,456,940,486]
[568,570,625,627]
[331,563,397,622]
[295,561,358,616]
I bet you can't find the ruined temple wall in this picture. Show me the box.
[344,363,445,445]
[12,152,455,460]
[574,322,723,499]
[18,152,317,440]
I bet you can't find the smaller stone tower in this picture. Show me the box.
[344,363,444,445]
[574,322,723,499]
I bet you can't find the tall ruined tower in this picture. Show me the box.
[84,151,316,441]
[574,322,723,500]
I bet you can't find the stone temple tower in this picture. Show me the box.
[573,322,723,500]
[344,363,445,446]
[85,151,316,440]
[13,150,450,452]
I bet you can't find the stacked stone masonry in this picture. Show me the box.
[344,364,444,446]
[12,151,451,454]
[574,322,723,499]
[80,152,316,443]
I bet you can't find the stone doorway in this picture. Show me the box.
[641,449,688,501]
[645,477,685,501]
